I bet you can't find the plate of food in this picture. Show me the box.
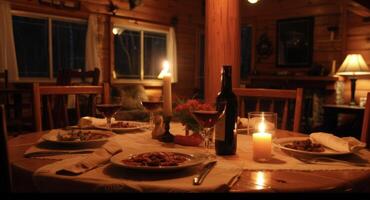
[42,129,115,145]
[95,121,148,133]
[110,151,209,171]
[273,137,354,156]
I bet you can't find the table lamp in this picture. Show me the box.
[336,54,370,106]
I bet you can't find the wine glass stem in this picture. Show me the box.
[149,111,154,129]
[203,127,212,152]
[107,117,112,129]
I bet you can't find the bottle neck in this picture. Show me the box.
[221,71,232,92]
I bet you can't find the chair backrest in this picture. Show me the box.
[233,87,303,132]
[0,70,8,88]
[52,68,101,127]
[56,68,100,86]
[33,83,110,131]
[0,104,12,193]
[361,92,370,147]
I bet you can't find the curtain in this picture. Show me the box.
[0,1,18,81]
[85,14,100,81]
[168,27,177,83]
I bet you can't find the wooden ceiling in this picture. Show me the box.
[348,0,370,17]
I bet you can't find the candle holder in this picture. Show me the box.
[249,112,277,162]
[248,112,277,138]
[159,115,174,143]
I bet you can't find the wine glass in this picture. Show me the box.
[96,97,122,129]
[191,103,226,152]
[141,99,163,129]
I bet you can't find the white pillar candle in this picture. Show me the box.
[252,121,272,161]
[163,74,172,117]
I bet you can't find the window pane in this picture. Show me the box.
[114,30,141,79]
[144,32,166,79]
[241,26,252,80]
[13,16,49,77]
[53,20,87,77]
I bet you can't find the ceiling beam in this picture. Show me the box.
[348,0,370,17]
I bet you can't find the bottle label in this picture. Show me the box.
[215,115,225,141]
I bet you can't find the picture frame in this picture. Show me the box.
[276,17,314,68]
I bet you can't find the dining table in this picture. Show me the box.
[8,122,370,193]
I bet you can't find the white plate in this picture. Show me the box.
[110,151,209,172]
[273,137,353,156]
[42,129,114,146]
[95,121,148,133]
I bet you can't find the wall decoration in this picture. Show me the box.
[276,17,314,68]
[256,32,273,62]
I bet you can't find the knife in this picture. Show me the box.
[193,160,217,185]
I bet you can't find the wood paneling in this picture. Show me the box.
[241,0,346,75]
[343,11,370,104]
[205,0,240,103]
[8,0,203,100]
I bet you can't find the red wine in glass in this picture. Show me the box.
[191,110,222,128]
[141,101,162,111]
[96,104,122,129]
[141,100,163,129]
[191,108,225,151]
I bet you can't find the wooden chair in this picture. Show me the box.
[233,87,303,132]
[0,70,10,114]
[33,83,110,131]
[0,104,12,193]
[52,68,101,127]
[361,92,370,147]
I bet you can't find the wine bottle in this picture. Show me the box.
[215,65,238,155]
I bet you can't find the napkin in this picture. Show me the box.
[79,116,116,127]
[57,141,122,175]
[309,132,366,152]
[237,117,275,129]
[237,117,249,128]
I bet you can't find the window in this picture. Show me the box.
[112,19,173,84]
[241,26,252,80]
[12,12,87,79]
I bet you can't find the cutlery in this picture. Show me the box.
[193,160,217,185]
[293,156,370,167]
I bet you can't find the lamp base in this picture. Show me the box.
[349,78,357,106]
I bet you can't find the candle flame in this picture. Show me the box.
[258,120,266,133]
[158,60,170,78]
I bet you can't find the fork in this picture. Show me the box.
[294,156,370,167]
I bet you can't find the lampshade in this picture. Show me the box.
[336,54,370,76]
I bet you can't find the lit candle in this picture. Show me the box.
[158,60,172,117]
[252,119,272,162]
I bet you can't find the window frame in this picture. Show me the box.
[11,10,87,82]
[110,17,173,86]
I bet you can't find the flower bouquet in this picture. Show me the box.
[173,99,213,133]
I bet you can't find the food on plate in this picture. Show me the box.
[174,133,203,146]
[122,152,189,167]
[110,121,138,128]
[284,139,325,152]
[57,130,112,142]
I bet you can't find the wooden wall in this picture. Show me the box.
[241,0,370,105]
[344,11,370,104]
[240,0,346,75]
[7,0,370,104]
[8,0,204,100]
